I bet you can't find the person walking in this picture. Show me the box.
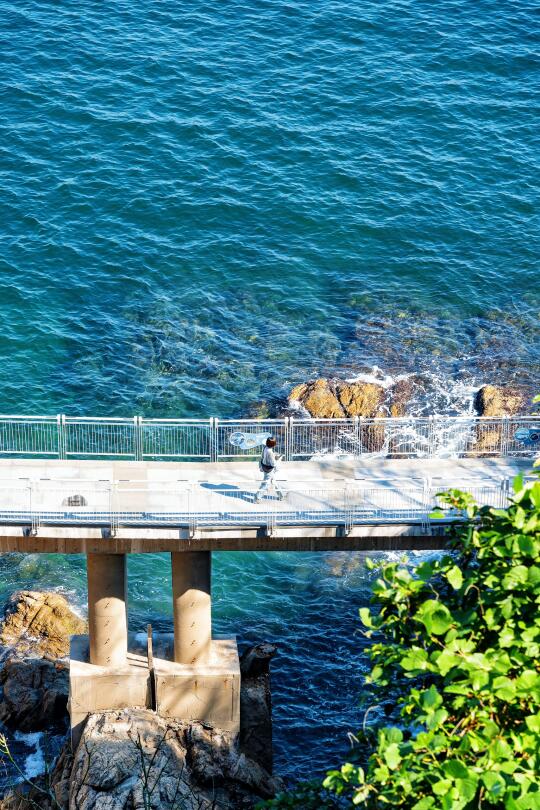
[254,437,285,502]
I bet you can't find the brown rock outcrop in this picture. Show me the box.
[337,381,385,418]
[389,378,416,417]
[0,591,86,660]
[474,384,525,417]
[290,378,385,418]
[0,657,69,731]
[289,378,346,418]
[474,385,527,453]
[0,592,84,734]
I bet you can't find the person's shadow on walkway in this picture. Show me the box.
[199,482,255,504]
[199,482,284,505]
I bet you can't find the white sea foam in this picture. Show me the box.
[13,731,45,780]
[288,398,311,418]
[345,366,411,389]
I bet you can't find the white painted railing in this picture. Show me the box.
[0,415,538,461]
[0,476,515,535]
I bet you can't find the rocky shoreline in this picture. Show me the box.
[288,378,528,419]
[0,592,282,810]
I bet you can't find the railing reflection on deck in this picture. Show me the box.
[0,476,516,536]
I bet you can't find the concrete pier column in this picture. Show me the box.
[87,553,128,667]
[172,551,211,665]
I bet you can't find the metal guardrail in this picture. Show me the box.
[0,415,538,461]
[0,476,512,535]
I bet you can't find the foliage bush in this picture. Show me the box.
[262,458,540,809]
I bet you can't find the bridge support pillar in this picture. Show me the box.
[69,550,239,749]
[87,552,128,667]
[171,551,211,665]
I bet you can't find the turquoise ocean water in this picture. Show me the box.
[1,0,539,782]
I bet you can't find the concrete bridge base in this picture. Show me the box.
[69,550,239,748]
[69,633,240,748]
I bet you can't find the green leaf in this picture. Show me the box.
[518,535,536,555]
[384,743,401,770]
[443,760,470,780]
[412,799,435,810]
[359,607,373,628]
[492,676,516,701]
[401,647,430,672]
[383,727,403,744]
[516,670,539,693]
[530,482,540,508]
[421,685,443,710]
[416,561,435,581]
[435,649,461,676]
[525,713,540,733]
[456,775,479,802]
[481,771,506,798]
[415,600,453,635]
[502,565,529,589]
[446,565,463,590]
[432,779,452,796]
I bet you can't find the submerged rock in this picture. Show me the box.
[0,591,86,660]
[474,384,526,417]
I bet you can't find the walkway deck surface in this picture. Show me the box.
[0,456,532,553]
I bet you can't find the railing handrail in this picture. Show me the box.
[0,413,537,421]
[0,413,536,461]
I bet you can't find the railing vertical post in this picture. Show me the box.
[502,476,510,507]
[428,415,435,457]
[357,416,363,456]
[422,477,431,534]
[353,416,360,457]
[188,483,196,538]
[210,418,218,462]
[57,414,66,460]
[109,482,118,537]
[501,417,510,456]
[285,416,291,461]
[29,482,39,536]
[134,416,143,461]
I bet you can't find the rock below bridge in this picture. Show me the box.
[51,708,282,810]
[0,591,86,660]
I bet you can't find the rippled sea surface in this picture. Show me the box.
[1,0,539,782]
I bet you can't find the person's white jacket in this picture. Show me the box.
[261,446,278,469]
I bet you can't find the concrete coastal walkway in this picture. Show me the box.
[0,455,531,553]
